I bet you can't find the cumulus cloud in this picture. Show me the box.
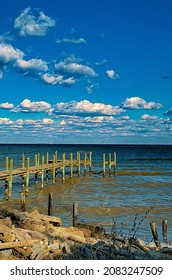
[42,118,54,124]
[141,114,159,120]
[48,100,125,117]
[55,59,97,78]
[11,99,51,113]
[14,58,48,74]
[14,7,55,37]
[106,69,119,79]
[0,43,24,65]
[56,37,86,44]
[0,102,14,109]
[121,97,163,110]
[41,73,76,86]
[0,118,13,125]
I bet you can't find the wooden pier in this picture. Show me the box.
[0,151,116,200]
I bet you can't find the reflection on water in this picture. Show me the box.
[0,144,172,242]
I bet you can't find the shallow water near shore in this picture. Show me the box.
[0,144,172,242]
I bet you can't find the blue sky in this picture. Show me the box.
[0,0,172,144]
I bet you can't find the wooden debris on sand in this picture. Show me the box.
[0,207,172,260]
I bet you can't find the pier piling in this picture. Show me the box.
[70,152,73,179]
[150,222,160,247]
[114,152,116,173]
[77,152,81,177]
[62,153,65,183]
[162,219,168,243]
[5,157,9,170]
[8,159,13,200]
[73,202,78,227]
[25,157,30,194]
[89,152,92,172]
[52,155,56,184]
[48,192,53,216]
[41,156,44,188]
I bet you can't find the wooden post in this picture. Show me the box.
[62,153,65,183]
[37,153,40,166]
[34,154,38,166]
[114,152,116,174]
[108,153,112,176]
[41,156,44,188]
[55,151,58,162]
[22,153,25,169]
[52,155,56,184]
[70,152,73,178]
[162,219,168,243]
[46,152,49,164]
[48,192,53,216]
[8,159,13,199]
[150,222,160,247]
[4,158,9,198]
[77,152,81,177]
[25,157,30,194]
[89,152,92,172]
[73,202,78,227]
[55,152,58,179]
[103,153,106,177]
[84,152,87,175]
[5,157,9,170]
[20,192,26,212]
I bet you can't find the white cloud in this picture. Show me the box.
[41,73,76,86]
[48,100,125,117]
[14,58,48,73]
[141,114,159,120]
[56,37,86,44]
[42,118,54,124]
[55,61,97,77]
[0,118,13,125]
[14,7,55,37]
[0,43,24,64]
[11,99,51,113]
[106,69,119,79]
[121,97,163,110]
[0,102,14,109]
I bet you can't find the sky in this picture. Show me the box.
[0,0,172,144]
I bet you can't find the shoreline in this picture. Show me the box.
[0,207,172,260]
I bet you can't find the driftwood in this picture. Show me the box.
[0,239,39,250]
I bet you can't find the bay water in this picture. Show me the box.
[0,144,172,242]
